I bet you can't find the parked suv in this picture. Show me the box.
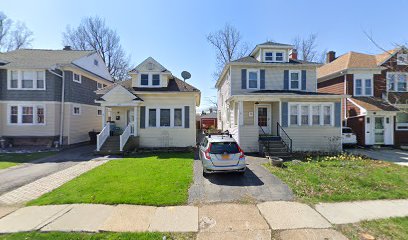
[198,133,246,176]
[342,127,357,146]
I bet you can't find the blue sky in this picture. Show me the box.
[3,0,408,110]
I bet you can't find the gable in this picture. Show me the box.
[72,52,113,81]
[131,57,168,73]
[101,84,137,103]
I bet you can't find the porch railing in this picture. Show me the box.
[120,123,132,152]
[97,124,110,151]
[277,122,292,153]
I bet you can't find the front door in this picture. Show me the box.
[374,117,385,144]
[255,105,271,134]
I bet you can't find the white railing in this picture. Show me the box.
[97,124,110,151]
[120,123,132,152]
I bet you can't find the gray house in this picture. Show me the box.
[0,48,113,147]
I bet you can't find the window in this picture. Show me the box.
[8,105,45,125]
[73,73,81,83]
[312,105,321,125]
[387,72,408,92]
[73,106,81,115]
[10,71,18,88]
[388,73,396,90]
[275,52,284,62]
[36,71,45,89]
[97,108,103,116]
[247,70,259,89]
[160,109,171,127]
[398,74,407,91]
[301,105,309,125]
[174,108,182,127]
[289,70,300,90]
[397,54,408,65]
[323,105,332,125]
[148,109,156,127]
[141,74,149,86]
[265,52,273,62]
[396,111,408,130]
[354,76,373,96]
[22,71,34,88]
[152,74,160,86]
[94,59,99,66]
[97,82,104,90]
[290,105,298,125]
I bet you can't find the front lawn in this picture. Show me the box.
[0,152,57,170]
[0,231,194,240]
[337,217,408,240]
[28,153,194,206]
[265,154,408,204]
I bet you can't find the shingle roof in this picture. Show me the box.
[258,41,293,47]
[232,56,319,65]
[249,90,340,96]
[129,56,169,73]
[351,97,400,112]
[0,49,95,69]
[388,92,408,105]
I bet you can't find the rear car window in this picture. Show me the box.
[210,142,239,154]
[342,128,353,134]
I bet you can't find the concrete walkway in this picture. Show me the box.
[346,148,408,166]
[1,199,407,239]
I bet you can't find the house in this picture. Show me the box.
[95,57,200,153]
[0,48,113,147]
[317,49,408,147]
[216,42,345,154]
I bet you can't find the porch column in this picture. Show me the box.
[101,106,106,128]
[238,101,244,126]
[133,106,138,136]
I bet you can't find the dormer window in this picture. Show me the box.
[152,74,160,86]
[141,74,149,86]
[263,51,285,62]
[265,52,273,62]
[275,52,284,62]
[139,73,161,87]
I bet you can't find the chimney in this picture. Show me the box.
[326,51,336,63]
[289,49,298,60]
[63,46,72,51]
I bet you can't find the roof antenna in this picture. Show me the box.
[181,71,191,89]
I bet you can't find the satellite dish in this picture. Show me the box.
[181,71,191,80]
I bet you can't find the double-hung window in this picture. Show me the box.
[288,103,333,126]
[387,72,408,92]
[8,105,45,125]
[354,75,373,96]
[73,73,81,83]
[247,70,259,89]
[22,71,34,88]
[10,71,18,88]
[160,109,171,127]
[398,74,407,91]
[300,105,309,125]
[275,52,284,62]
[323,105,332,125]
[8,70,46,90]
[148,109,157,127]
[148,108,184,128]
[264,52,284,62]
[312,105,321,125]
[141,74,149,86]
[264,52,273,62]
[290,105,298,125]
[289,70,300,90]
[152,74,160,86]
[174,108,183,127]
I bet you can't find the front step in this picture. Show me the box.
[96,136,122,155]
[259,136,292,159]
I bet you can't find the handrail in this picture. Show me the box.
[120,123,132,152]
[97,124,110,151]
[277,122,292,153]
[258,124,267,135]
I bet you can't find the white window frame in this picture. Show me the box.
[264,52,273,62]
[289,70,301,90]
[387,72,408,92]
[396,111,408,131]
[97,107,103,116]
[7,70,46,90]
[288,102,334,127]
[73,72,82,83]
[247,69,260,90]
[146,107,185,128]
[73,105,81,115]
[275,52,285,62]
[7,104,46,125]
[97,82,104,90]
[354,74,373,96]
[139,73,161,87]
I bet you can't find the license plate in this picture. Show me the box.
[222,154,230,160]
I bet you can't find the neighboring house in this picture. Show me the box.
[317,49,408,147]
[0,48,113,147]
[199,112,217,130]
[95,57,200,153]
[216,42,345,153]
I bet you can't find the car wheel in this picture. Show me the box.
[237,170,245,176]
[203,170,209,177]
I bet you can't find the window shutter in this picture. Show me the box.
[301,70,307,91]
[281,102,288,127]
[284,70,289,90]
[140,106,146,128]
[241,69,247,89]
[334,102,341,127]
[260,69,265,89]
[184,106,190,128]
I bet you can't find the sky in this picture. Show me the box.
[2,0,408,110]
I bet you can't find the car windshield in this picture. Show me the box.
[342,128,353,133]
[210,142,240,154]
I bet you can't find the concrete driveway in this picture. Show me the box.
[346,148,408,166]
[188,156,293,204]
[0,145,96,195]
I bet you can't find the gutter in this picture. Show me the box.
[48,67,65,146]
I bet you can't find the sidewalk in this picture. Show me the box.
[0,199,407,239]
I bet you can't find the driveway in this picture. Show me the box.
[346,148,408,166]
[0,145,96,195]
[188,156,293,204]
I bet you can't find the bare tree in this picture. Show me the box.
[292,33,325,63]
[205,96,218,109]
[0,12,33,52]
[207,23,249,78]
[63,16,131,81]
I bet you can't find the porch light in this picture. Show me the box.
[255,102,259,105]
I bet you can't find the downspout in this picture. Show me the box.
[343,71,347,126]
[48,68,65,146]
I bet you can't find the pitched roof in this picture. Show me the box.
[0,49,95,69]
[129,57,168,73]
[248,90,340,96]
[257,41,294,47]
[388,92,408,105]
[232,56,319,65]
[351,97,400,112]
[317,48,400,79]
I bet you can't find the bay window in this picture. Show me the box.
[8,105,46,125]
[288,103,334,126]
[387,72,408,92]
[8,70,46,90]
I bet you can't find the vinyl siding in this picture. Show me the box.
[237,125,259,152]
[217,72,231,131]
[283,126,342,152]
[64,71,99,105]
[66,103,102,144]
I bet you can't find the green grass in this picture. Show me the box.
[264,154,408,204]
[28,153,194,206]
[0,151,57,170]
[0,231,195,240]
[337,217,408,240]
